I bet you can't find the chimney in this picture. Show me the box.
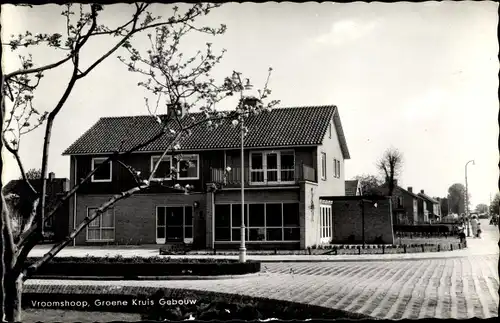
[421,190,424,194]
[241,96,261,110]
[168,103,187,118]
[48,172,55,182]
[407,187,413,193]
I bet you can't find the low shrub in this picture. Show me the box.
[27,256,236,264]
[26,257,260,278]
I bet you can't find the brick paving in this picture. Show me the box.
[25,225,499,319]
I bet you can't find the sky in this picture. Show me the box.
[1,1,498,208]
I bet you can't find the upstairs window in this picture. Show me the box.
[151,156,172,180]
[397,197,404,208]
[321,152,327,180]
[328,122,332,139]
[249,151,295,184]
[151,154,200,180]
[91,157,112,182]
[178,155,200,180]
[336,160,341,178]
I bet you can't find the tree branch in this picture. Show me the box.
[17,198,39,243]
[2,144,37,195]
[23,184,148,279]
[4,55,73,80]
[17,123,171,249]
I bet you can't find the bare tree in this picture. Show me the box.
[1,3,279,321]
[376,147,403,196]
[19,169,41,181]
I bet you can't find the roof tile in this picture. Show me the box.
[63,105,350,158]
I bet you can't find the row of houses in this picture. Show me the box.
[344,179,442,225]
[4,104,396,249]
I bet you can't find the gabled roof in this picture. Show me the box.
[345,180,360,196]
[418,192,439,204]
[62,105,351,158]
[379,183,420,199]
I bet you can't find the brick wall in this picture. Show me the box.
[73,193,205,246]
[331,197,394,244]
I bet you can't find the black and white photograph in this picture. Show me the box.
[0,1,498,322]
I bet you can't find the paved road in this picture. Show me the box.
[26,225,499,319]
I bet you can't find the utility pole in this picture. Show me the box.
[239,112,246,263]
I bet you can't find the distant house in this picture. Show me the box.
[418,190,441,223]
[345,180,362,196]
[2,172,70,242]
[379,181,420,225]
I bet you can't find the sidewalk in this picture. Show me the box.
[29,225,498,262]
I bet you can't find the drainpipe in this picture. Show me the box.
[211,187,215,250]
[72,156,77,246]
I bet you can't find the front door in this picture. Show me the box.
[156,206,193,244]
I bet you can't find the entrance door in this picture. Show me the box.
[156,206,193,244]
[165,207,184,242]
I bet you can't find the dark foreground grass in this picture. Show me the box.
[22,309,140,323]
[23,288,371,321]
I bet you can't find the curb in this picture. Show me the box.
[250,255,472,263]
[29,273,260,281]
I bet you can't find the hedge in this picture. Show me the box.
[393,224,458,235]
[26,257,260,277]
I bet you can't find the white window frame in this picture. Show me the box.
[215,202,300,242]
[321,152,327,180]
[91,157,112,183]
[86,207,115,242]
[337,160,341,178]
[150,155,173,180]
[320,204,332,243]
[249,150,295,185]
[328,122,332,139]
[177,154,200,180]
[155,205,194,244]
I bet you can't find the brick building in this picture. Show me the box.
[379,181,421,225]
[63,104,394,249]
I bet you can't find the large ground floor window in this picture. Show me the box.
[87,208,115,242]
[156,206,193,244]
[214,202,300,242]
[320,205,332,242]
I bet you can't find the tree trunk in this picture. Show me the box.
[3,272,23,323]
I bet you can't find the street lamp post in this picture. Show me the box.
[239,118,247,263]
[360,200,366,248]
[465,160,475,237]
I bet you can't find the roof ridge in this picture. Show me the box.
[96,105,337,120]
[62,104,348,156]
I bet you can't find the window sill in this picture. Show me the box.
[85,239,115,242]
[151,177,172,181]
[91,179,112,183]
